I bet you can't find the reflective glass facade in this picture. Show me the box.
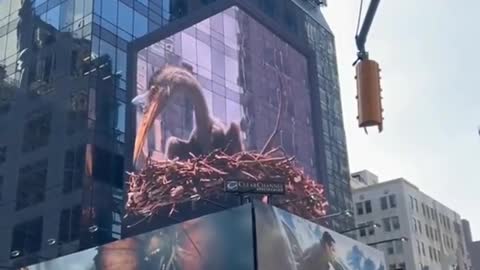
[0,0,352,268]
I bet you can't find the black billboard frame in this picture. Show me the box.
[124,1,323,268]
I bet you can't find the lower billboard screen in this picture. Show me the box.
[24,205,254,270]
[255,203,386,270]
[126,5,316,235]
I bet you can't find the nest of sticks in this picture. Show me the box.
[126,147,328,221]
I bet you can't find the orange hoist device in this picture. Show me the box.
[354,0,383,133]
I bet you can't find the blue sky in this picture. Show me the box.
[324,0,480,239]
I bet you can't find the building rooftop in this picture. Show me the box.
[351,171,463,216]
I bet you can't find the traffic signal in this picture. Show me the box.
[355,59,383,132]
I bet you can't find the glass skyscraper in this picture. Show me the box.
[0,0,352,267]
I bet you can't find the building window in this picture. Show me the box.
[284,9,298,33]
[388,194,397,208]
[110,188,122,239]
[16,159,48,210]
[356,202,364,215]
[380,196,388,210]
[112,212,122,240]
[0,145,6,165]
[418,220,422,234]
[22,109,52,153]
[429,246,433,260]
[398,263,406,269]
[260,0,276,17]
[413,218,417,232]
[386,241,394,255]
[359,223,367,237]
[29,52,56,86]
[454,222,461,235]
[410,195,414,210]
[391,216,400,230]
[170,0,188,19]
[10,217,43,257]
[422,203,426,216]
[395,240,404,254]
[59,205,81,243]
[67,91,88,135]
[414,198,419,212]
[421,242,426,256]
[365,200,372,213]
[417,240,421,255]
[63,145,85,193]
[383,218,392,232]
[425,224,430,238]
[0,175,3,202]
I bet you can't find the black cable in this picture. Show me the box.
[355,0,364,36]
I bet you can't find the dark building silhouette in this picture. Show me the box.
[0,0,121,267]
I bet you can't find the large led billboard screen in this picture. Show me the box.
[126,6,317,235]
[22,205,254,270]
[255,203,386,270]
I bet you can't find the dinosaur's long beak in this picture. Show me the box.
[133,88,169,166]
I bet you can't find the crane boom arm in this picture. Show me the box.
[355,0,381,58]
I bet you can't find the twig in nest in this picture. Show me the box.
[126,149,328,224]
[261,74,285,154]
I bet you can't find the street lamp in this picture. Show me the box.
[10,249,50,260]
[88,225,100,233]
[46,238,64,257]
[87,224,116,236]
[367,237,408,246]
[340,222,381,234]
[314,209,353,221]
[46,238,57,246]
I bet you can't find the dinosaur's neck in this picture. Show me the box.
[150,66,215,151]
[189,86,212,140]
[168,79,212,144]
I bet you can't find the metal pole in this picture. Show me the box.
[355,0,381,57]
[340,223,379,234]
[367,237,408,246]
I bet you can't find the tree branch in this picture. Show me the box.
[261,74,284,154]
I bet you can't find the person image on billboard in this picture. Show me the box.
[298,232,348,270]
